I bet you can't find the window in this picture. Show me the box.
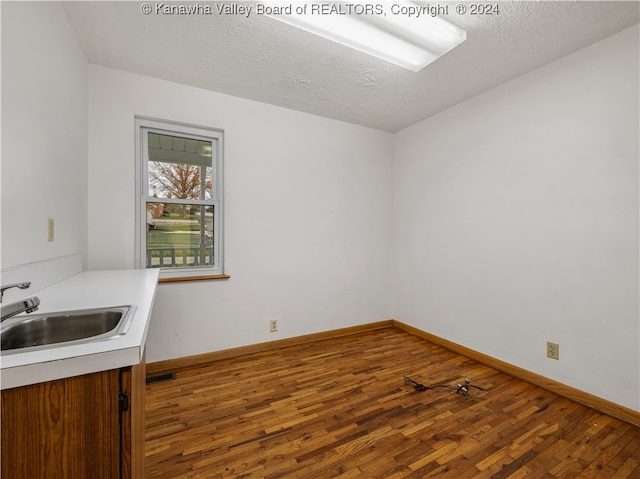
[135,118,224,279]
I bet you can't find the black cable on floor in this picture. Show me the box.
[403,376,487,396]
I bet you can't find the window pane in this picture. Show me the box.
[145,202,215,268]
[147,132,214,200]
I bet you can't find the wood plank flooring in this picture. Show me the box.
[145,327,640,478]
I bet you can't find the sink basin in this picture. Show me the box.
[1,305,137,353]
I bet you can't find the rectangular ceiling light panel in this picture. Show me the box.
[264,1,466,71]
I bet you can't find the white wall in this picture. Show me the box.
[87,65,393,363]
[1,2,88,269]
[392,25,640,410]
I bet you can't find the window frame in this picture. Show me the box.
[135,117,224,279]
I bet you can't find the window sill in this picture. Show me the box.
[158,274,230,284]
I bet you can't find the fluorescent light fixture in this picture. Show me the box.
[262,1,466,71]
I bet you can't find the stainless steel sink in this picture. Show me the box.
[1,305,137,353]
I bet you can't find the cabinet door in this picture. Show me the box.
[120,350,146,479]
[1,370,121,479]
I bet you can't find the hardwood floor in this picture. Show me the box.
[145,327,639,478]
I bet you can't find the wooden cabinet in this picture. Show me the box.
[1,357,145,479]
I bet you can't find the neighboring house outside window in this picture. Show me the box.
[135,117,224,279]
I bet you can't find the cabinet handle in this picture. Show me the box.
[119,392,129,412]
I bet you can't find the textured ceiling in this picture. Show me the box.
[63,1,639,132]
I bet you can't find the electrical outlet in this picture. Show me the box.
[47,218,55,242]
[547,341,559,360]
[270,319,278,332]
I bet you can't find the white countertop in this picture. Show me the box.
[0,269,159,390]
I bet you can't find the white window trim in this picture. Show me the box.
[135,117,224,279]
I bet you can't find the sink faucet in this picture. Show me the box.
[1,282,40,322]
[1,282,32,302]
